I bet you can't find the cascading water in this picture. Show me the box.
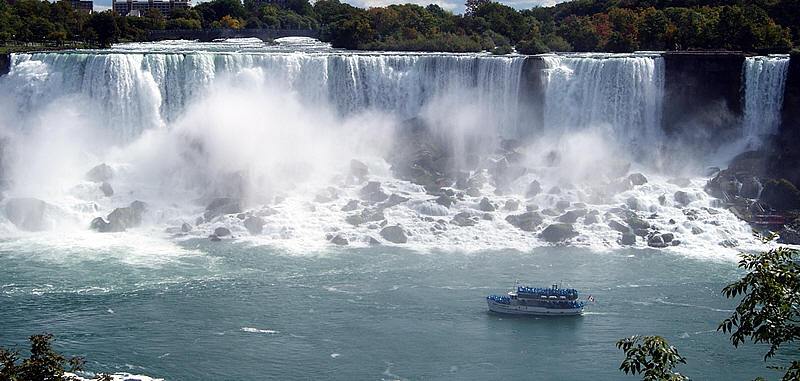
[741,55,790,148]
[0,39,785,256]
[540,53,665,150]
[5,49,526,142]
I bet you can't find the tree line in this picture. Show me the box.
[0,0,797,52]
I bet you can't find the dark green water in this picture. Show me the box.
[0,242,781,380]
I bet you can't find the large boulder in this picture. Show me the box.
[647,234,668,248]
[674,191,693,206]
[341,200,360,212]
[329,233,349,245]
[478,197,495,212]
[204,198,241,220]
[244,216,266,235]
[349,159,369,182]
[525,180,542,198]
[739,176,761,199]
[608,220,630,233]
[214,227,231,237]
[505,211,543,232]
[98,201,147,232]
[360,181,389,203]
[452,212,478,227]
[100,182,114,197]
[380,225,408,244]
[628,173,648,186]
[619,232,636,245]
[760,179,800,211]
[86,163,114,183]
[4,198,51,231]
[539,223,578,243]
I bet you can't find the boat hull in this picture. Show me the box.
[487,300,584,316]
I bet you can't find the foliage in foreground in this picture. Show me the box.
[0,333,110,381]
[616,335,688,381]
[619,246,800,380]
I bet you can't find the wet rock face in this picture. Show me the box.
[505,212,543,232]
[380,225,408,244]
[5,198,51,232]
[360,181,389,203]
[760,179,800,211]
[539,223,578,243]
[244,216,265,235]
[86,163,114,183]
[204,198,241,220]
[214,227,231,237]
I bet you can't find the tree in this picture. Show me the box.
[0,333,114,381]
[616,335,688,381]
[719,246,800,375]
[87,10,118,47]
[464,0,490,16]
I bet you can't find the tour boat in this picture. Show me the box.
[487,283,587,316]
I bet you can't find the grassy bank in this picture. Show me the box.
[0,42,98,54]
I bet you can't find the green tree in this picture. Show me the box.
[616,335,688,381]
[1,333,112,381]
[87,10,118,47]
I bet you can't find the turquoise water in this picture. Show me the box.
[0,242,779,380]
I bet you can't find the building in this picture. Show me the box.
[112,0,190,17]
[62,0,94,13]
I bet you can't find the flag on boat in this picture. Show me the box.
[587,295,596,302]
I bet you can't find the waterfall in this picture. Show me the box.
[2,52,526,142]
[540,54,665,148]
[742,55,790,147]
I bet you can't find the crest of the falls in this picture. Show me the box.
[741,55,790,148]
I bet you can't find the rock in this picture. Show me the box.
[626,197,643,210]
[555,200,571,210]
[452,212,478,227]
[626,215,651,230]
[720,239,739,248]
[367,236,381,245]
[705,170,740,199]
[5,198,51,231]
[526,180,542,198]
[541,208,560,216]
[380,225,408,244]
[583,214,599,225]
[478,197,495,212]
[361,208,385,222]
[671,239,681,246]
[349,159,369,181]
[360,181,389,203]
[214,227,231,237]
[619,232,636,245]
[346,214,364,226]
[739,176,761,199]
[314,187,339,203]
[90,217,110,232]
[236,213,246,220]
[504,199,519,211]
[706,167,721,177]
[382,194,410,208]
[341,200,360,212]
[691,226,704,235]
[244,216,266,235]
[674,191,693,206]
[647,234,667,248]
[539,223,578,243]
[415,202,449,216]
[435,194,454,208]
[634,228,649,237]
[101,201,146,232]
[608,220,630,233]
[505,212,543,232]
[778,226,800,244]
[628,173,648,186]
[482,213,494,221]
[209,234,221,242]
[86,163,114,183]
[195,216,204,226]
[661,233,674,243]
[181,222,192,233]
[329,234,349,245]
[760,179,800,211]
[526,204,539,211]
[466,187,481,197]
[204,198,241,220]
[100,182,114,197]
[557,210,581,224]
[658,195,667,205]
[548,186,561,195]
